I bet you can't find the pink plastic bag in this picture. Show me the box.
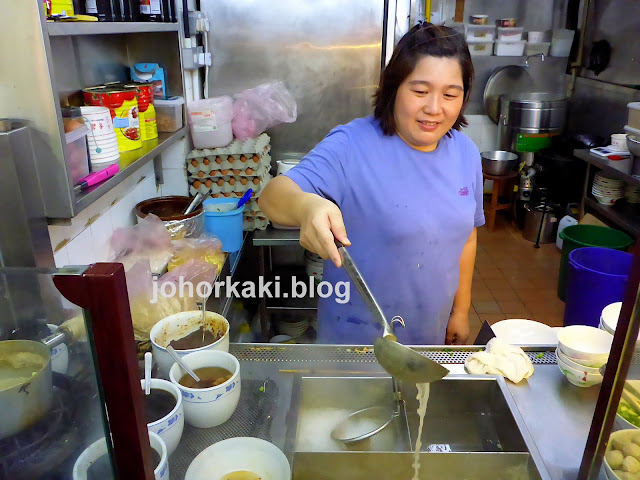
[231,82,297,141]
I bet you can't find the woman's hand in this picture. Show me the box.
[446,311,470,345]
[298,194,350,267]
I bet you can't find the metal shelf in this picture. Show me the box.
[73,127,186,214]
[585,196,640,237]
[573,149,640,187]
[253,227,301,246]
[47,21,179,36]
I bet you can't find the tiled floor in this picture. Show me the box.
[468,213,565,343]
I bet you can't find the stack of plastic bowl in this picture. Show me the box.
[592,172,625,205]
[80,106,120,169]
[556,325,613,387]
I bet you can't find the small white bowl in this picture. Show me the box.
[604,429,640,479]
[557,325,612,367]
[556,356,603,387]
[140,379,184,456]
[150,311,230,379]
[556,348,601,374]
[169,350,241,428]
[185,437,291,480]
[73,431,168,480]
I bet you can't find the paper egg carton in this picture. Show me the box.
[189,172,272,196]
[188,133,270,157]
[243,215,269,231]
[186,154,271,177]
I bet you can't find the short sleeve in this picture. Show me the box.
[473,147,486,228]
[283,127,349,205]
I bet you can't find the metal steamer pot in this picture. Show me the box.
[0,340,53,440]
[498,92,568,152]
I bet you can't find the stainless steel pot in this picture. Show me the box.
[0,340,53,439]
[522,203,559,244]
[480,150,520,176]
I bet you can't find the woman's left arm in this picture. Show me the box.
[446,228,478,345]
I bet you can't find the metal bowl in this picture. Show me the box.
[627,134,640,156]
[480,150,520,176]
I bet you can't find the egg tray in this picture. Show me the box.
[244,215,269,231]
[187,154,271,177]
[187,133,270,158]
[189,172,272,195]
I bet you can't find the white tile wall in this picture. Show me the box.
[462,115,500,193]
[49,138,190,268]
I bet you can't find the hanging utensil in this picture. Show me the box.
[144,352,152,395]
[166,345,200,382]
[183,191,211,215]
[335,240,449,384]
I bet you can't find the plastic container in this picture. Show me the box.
[496,18,517,27]
[497,27,524,42]
[564,247,632,327]
[469,14,488,25]
[494,40,525,56]
[468,40,494,56]
[556,215,578,250]
[628,102,640,131]
[557,225,633,301]
[464,24,496,42]
[187,96,233,149]
[525,42,550,56]
[203,198,244,252]
[64,124,90,184]
[551,29,575,57]
[527,31,546,43]
[155,96,184,132]
[608,155,632,175]
[611,133,629,152]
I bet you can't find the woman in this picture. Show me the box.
[258,23,484,345]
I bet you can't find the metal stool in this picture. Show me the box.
[483,171,518,232]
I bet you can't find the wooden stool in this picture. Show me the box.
[483,171,518,232]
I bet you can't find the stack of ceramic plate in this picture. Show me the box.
[275,317,310,338]
[592,173,624,205]
[80,106,120,169]
[624,183,640,204]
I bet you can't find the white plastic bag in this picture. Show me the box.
[232,82,297,140]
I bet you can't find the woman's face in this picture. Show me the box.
[393,55,465,152]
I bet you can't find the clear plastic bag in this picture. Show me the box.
[167,234,225,273]
[231,82,298,141]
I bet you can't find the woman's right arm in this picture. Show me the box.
[258,176,350,267]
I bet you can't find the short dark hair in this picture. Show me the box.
[373,22,474,136]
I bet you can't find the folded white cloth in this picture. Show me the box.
[464,337,534,384]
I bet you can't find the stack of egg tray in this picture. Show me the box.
[186,134,272,231]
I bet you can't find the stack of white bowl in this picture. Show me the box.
[592,172,625,205]
[276,316,310,338]
[304,249,324,282]
[80,106,120,170]
[599,302,640,348]
[556,325,613,387]
[624,184,640,204]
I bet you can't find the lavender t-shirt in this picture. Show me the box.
[285,116,484,345]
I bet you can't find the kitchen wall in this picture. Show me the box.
[49,139,188,268]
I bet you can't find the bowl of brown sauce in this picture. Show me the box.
[150,311,230,379]
[168,350,240,428]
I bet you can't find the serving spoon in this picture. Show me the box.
[335,240,449,384]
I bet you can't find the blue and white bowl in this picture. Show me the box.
[140,378,184,455]
[169,350,241,428]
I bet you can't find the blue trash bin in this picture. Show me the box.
[203,198,244,252]
[563,247,633,327]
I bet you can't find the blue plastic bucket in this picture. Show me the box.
[563,247,633,327]
[203,198,244,252]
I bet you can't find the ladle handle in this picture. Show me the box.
[166,345,201,382]
[334,239,397,341]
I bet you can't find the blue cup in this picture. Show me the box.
[203,198,244,252]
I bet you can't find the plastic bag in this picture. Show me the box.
[231,82,297,141]
[161,259,218,294]
[110,214,174,274]
[167,234,225,273]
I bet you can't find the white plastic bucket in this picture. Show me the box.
[551,29,575,57]
[187,96,233,149]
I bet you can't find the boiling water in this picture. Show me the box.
[411,383,430,480]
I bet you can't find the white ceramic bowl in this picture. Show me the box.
[185,437,291,480]
[556,355,603,387]
[169,350,240,428]
[150,311,230,379]
[604,429,640,479]
[490,319,558,345]
[557,325,612,367]
[140,378,184,456]
[73,431,168,480]
[556,348,601,374]
[47,324,69,374]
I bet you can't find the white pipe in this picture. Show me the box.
[191,35,201,100]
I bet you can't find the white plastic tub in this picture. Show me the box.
[464,24,496,42]
[494,40,525,56]
[155,96,184,132]
[551,29,575,56]
[468,40,494,56]
[497,27,524,42]
[187,96,233,149]
[628,102,640,131]
[527,31,546,43]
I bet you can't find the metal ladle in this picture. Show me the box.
[335,240,449,384]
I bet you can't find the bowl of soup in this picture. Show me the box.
[150,311,230,379]
[169,350,240,428]
[140,378,184,455]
